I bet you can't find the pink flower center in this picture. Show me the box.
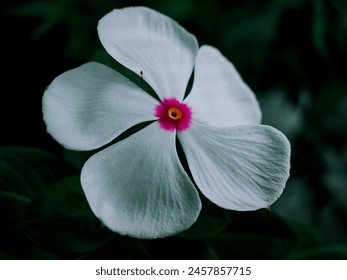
[155,98,192,132]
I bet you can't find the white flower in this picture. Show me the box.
[42,7,291,239]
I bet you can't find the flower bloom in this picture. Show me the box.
[42,7,291,239]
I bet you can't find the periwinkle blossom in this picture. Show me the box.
[42,7,291,239]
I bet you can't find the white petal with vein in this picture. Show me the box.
[185,45,261,127]
[98,7,198,101]
[43,62,157,151]
[178,122,290,210]
[81,123,201,239]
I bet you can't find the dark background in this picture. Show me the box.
[1,0,347,259]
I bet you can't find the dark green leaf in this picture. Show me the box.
[311,0,328,58]
[208,209,297,259]
[0,224,34,259]
[284,219,325,251]
[141,237,207,259]
[62,149,94,171]
[0,146,73,224]
[179,214,228,239]
[9,1,69,38]
[222,4,282,74]
[178,191,230,239]
[287,244,347,260]
[209,233,295,259]
[82,236,145,260]
[0,251,14,260]
[24,176,114,253]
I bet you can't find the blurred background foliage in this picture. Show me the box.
[1,0,347,259]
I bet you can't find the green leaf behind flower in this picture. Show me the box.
[206,209,297,259]
[0,146,72,225]
[24,175,115,254]
[287,244,347,260]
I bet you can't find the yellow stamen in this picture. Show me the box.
[168,107,183,120]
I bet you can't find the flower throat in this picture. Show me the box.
[155,98,192,132]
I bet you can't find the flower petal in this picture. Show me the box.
[80,122,201,239]
[185,45,261,126]
[43,62,158,151]
[178,122,290,211]
[98,7,198,101]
